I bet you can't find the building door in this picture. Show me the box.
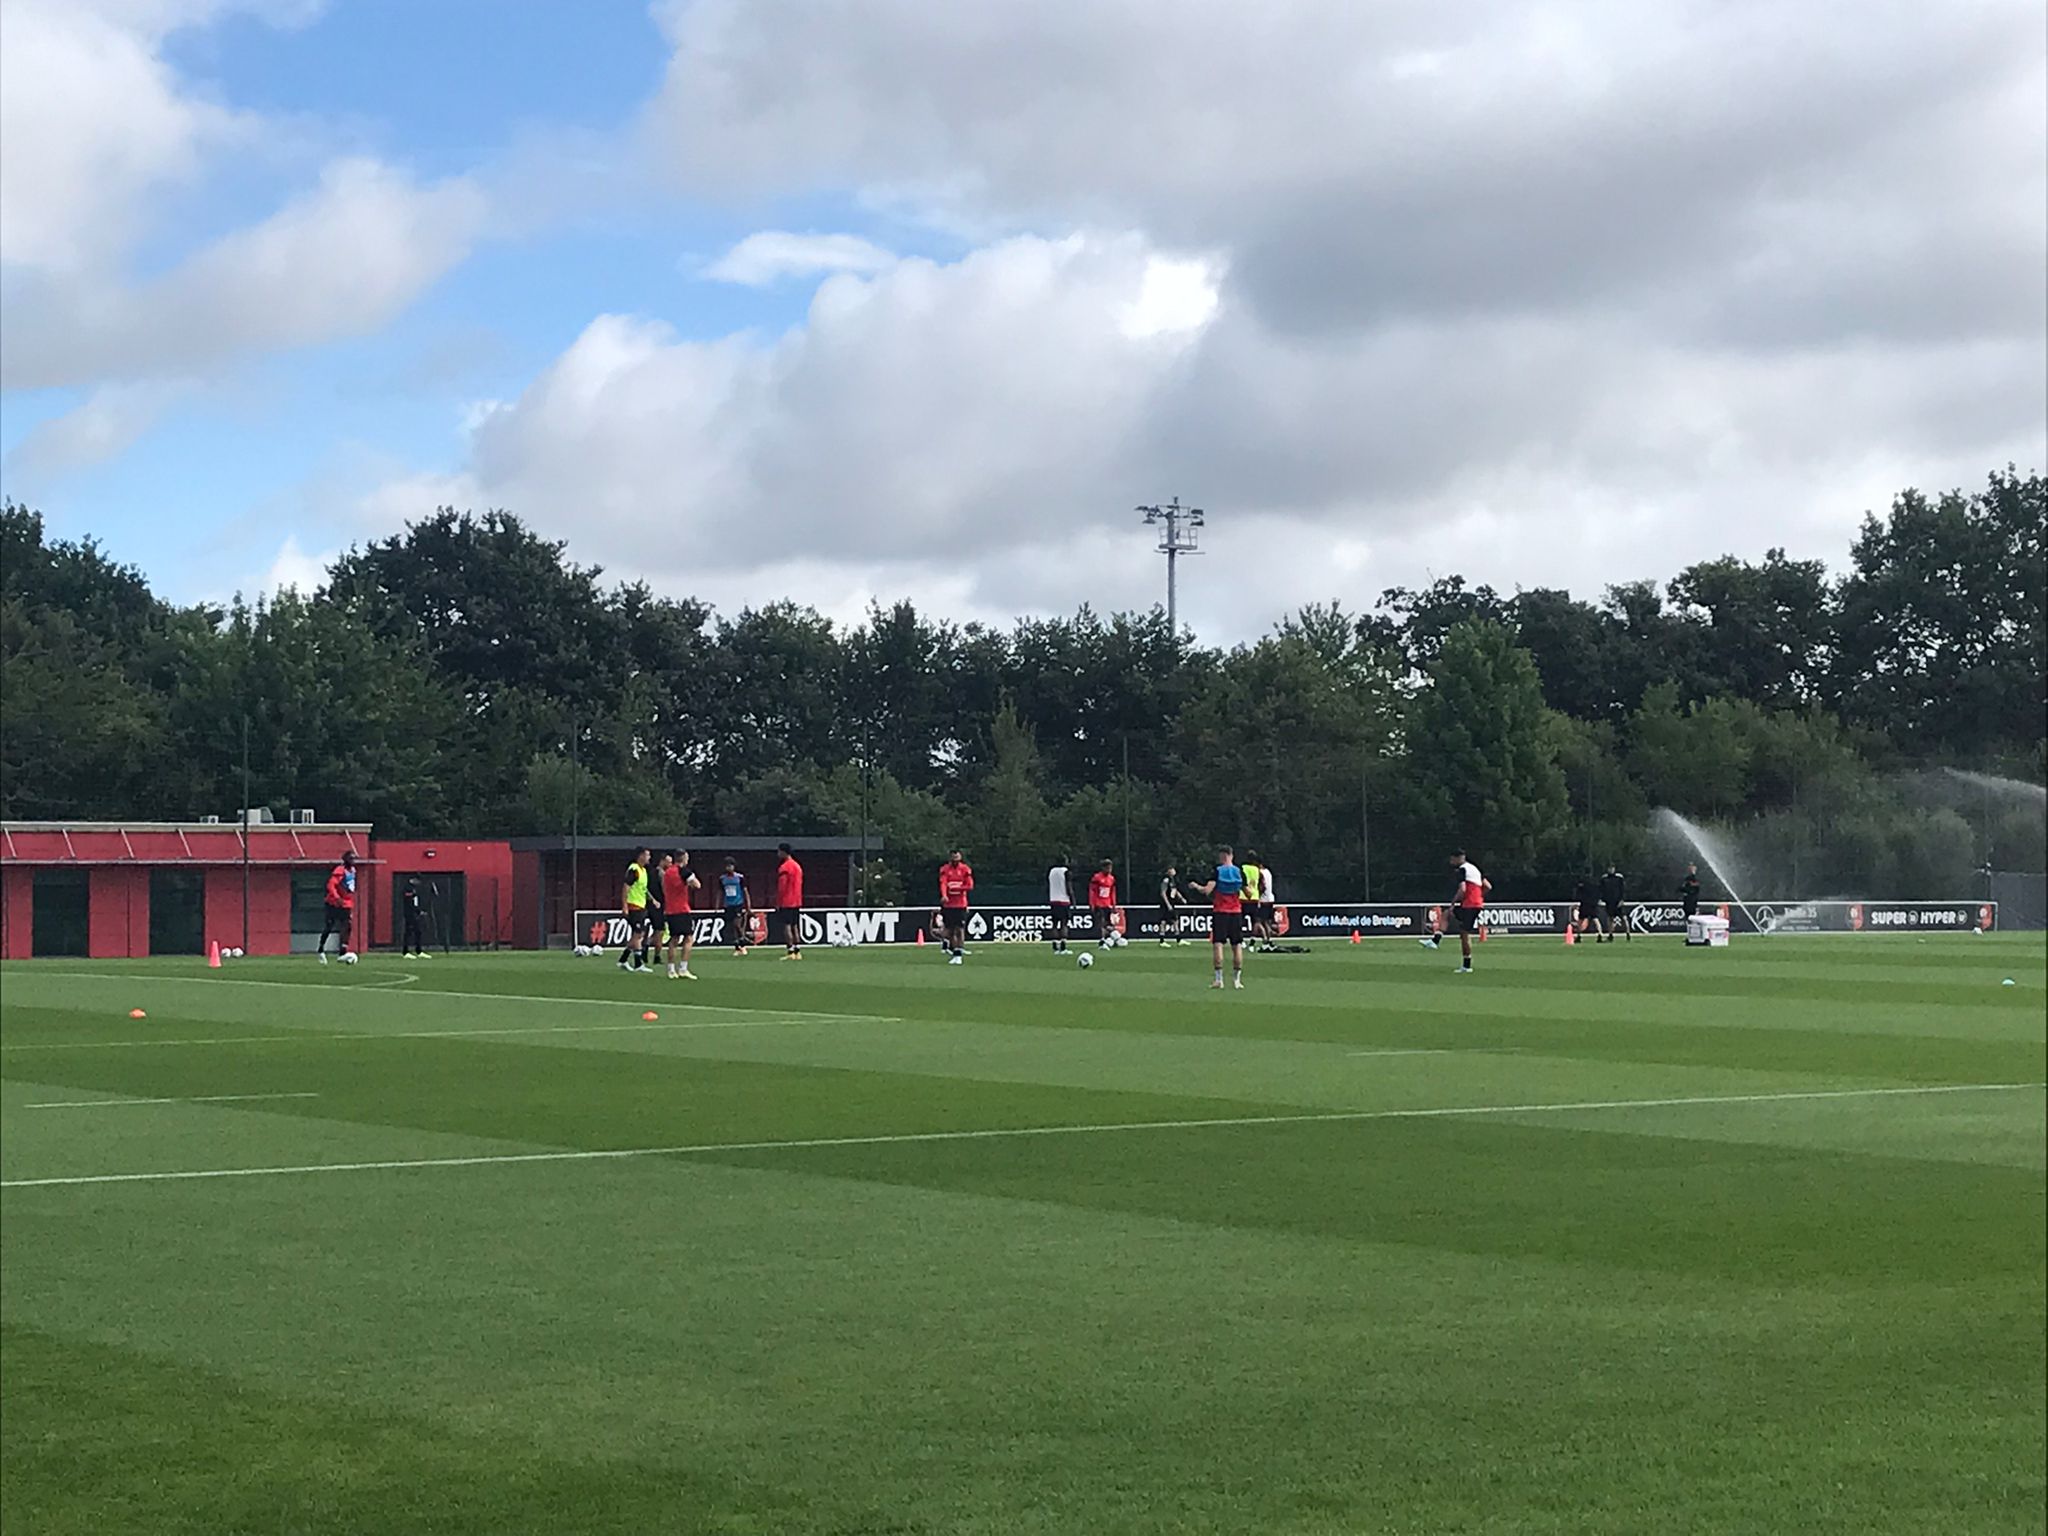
[30,868,89,957]
[149,869,206,955]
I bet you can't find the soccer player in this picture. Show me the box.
[1242,851,1266,948]
[1191,847,1248,989]
[316,850,358,962]
[619,847,654,971]
[1420,850,1489,973]
[1157,866,1185,945]
[1678,864,1701,922]
[718,858,751,954]
[1575,872,1602,942]
[937,849,974,964]
[399,874,431,958]
[662,850,701,979]
[1088,859,1119,946]
[1256,856,1281,951]
[1047,855,1073,954]
[774,842,804,959]
[1600,863,1629,941]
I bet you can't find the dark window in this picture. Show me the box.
[31,868,89,957]
[149,869,206,956]
[289,870,330,953]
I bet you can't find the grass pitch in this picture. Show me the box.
[3,934,2043,1535]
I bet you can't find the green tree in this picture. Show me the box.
[1405,620,1569,872]
[1626,684,1752,817]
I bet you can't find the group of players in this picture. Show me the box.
[614,843,807,977]
[609,843,1705,985]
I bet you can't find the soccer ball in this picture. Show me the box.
[1077,952,1094,969]
[573,944,590,957]
[232,948,244,958]
[341,951,359,966]
[591,946,605,958]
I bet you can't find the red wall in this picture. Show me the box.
[2,866,30,959]
[204,866,292,956]
[371,839,513,948]
[89,867,149,958]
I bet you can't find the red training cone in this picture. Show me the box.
[1563,926,1577,947]
[915,929,926,946]
[207,940,222,968]
[1478,925,1489,943]
[1349,929,1362,944]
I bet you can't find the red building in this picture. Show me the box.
[367,839,516,950]
[0,820,374,959]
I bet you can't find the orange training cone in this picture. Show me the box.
[642,1011,659,1021]
[1478,925,1489,943]
[1563,925,1576,946]
[207,940,222,968]
[1349,929,1362,943]
[129,1008,147,1019]
[915,929,926,946]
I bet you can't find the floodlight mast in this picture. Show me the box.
[1136,498,1204,636]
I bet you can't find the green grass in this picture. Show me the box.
[2,934,2042,1535]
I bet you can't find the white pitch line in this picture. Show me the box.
[2,1082,2037,1191]
[1345,1048,1464,1057]
[0,1011,901,1053]
[24,1092,321,1111]
[11,970,897,1025]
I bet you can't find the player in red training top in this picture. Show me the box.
[316,850,357,963]
[661,850,701,980]
[937,850,974,965]
[774,843,804,960]
[1421,849,1491,974]
[1088,859,1119,946]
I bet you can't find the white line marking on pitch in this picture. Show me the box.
[0,1012,900,1053]
[3,1082,2036,1190]
[23,1092,321,1111]
[9,970,898,1025]
[1345,1048,1465,1057]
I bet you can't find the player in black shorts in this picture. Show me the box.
[1576,874,1601,941]
[1157,866,1185,945]
[1599,864,1628,942]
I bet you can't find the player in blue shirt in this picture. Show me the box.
[718,858,752,954]
[1190,847,1249,990]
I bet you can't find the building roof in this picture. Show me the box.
[508,834,883,853]
[1,821,374,866]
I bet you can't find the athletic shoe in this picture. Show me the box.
[318,952,328,965]
[1210,978,1225,989]
[948,954,963,966]
[1419,936,1440,949]
[1232,977,1246,990]
[1455,965,1472,975]
[678,969,696,981]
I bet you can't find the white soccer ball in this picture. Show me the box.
[341,951,359,966]
[591,946,605,958]
[1077,951,1094,968]
[573,944,589,957]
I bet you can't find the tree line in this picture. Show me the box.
[3,467,2041,902]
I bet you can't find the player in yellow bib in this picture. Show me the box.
[1241,854,1268,948]
[620,848,653,972]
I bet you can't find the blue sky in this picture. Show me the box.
[3,0,2040,637]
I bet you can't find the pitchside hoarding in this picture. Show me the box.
[573,900,1995,946]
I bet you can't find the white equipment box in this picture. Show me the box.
[1686,914,1730,947]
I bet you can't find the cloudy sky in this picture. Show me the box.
[2,0,2042,642]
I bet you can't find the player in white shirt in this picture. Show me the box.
[1421,850,1490,973]
[1257,864,1279,951]
[1047,857,1074,954]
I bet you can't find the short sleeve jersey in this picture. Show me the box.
[719,872,747,908]
[775,857,803,908]
[624,862,649,910]
[1088,871,1117,907]
[1242,863,1263,902]
[1210,864,1245,914]
[325,863,357,909]
[1458,863,1486,908]
[662,865,692,912]
[939,861,974,908]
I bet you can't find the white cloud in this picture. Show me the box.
[0,0,239,271]
[0,380,189,485]
[702,231,897,285]
[261,533,336,595]
[3,159,487,390]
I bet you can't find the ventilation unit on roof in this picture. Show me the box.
[200,814,222,824]
[243,808,274,825]
[292,808,316,825]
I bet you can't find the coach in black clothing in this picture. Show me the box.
[1599,865,1628,942]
